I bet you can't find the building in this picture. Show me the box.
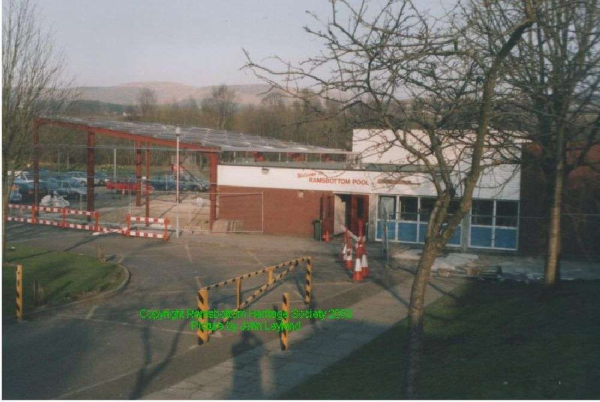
[218,129,522,252]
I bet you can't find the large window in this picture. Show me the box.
[376,195,462,246]
[400,197,418,221]
[470,200,519,250]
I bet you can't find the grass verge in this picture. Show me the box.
[3,244,125,317]
[282,280,600,399]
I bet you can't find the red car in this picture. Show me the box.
[106,178,154,194]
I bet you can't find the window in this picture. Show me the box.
[496,201,518,227]
[471,200,493,226]
[379,196,396,220]
[400,197,418,221]
[419,198,436,223]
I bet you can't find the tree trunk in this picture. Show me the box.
[544,126,566,288]
[404,238,440,398]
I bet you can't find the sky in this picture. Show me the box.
[33,0,448,88]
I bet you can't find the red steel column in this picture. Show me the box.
[208,153,219,230]
[87,131,95,213]
[145,143,151,224]
[33,120,40,209]
[135,141,142,207]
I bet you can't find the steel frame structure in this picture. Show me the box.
[32,117,220,230]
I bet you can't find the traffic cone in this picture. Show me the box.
[322,230,330,242]
[340,243,347,262]
[361,253,369,278]
[353,255,363,282]
[344,246,354,270]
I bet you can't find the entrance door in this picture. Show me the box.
[321,194,335,236]
[347,194,369,237]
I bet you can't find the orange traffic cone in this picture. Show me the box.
[353,255,363,282]
[322,230,330,242]
[361,253,369,278]
[345,246,354,270]
[340,243,347,262]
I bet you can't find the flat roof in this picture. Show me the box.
[46,117,353,155]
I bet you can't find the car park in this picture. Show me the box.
[10,180,51,203]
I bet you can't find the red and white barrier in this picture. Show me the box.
[6,204,169,241]
[125,214,170,241]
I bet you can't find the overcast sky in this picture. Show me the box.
[34,0,448,88]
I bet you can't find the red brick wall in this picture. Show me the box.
[218,186,331,237]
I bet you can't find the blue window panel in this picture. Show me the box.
[471,226,493,248]
[399,222,418,242]
[448,226,462,246]
[387,221,397,241]
[377,220,398,241]
[418,223,428,243]
[494,228,517,249]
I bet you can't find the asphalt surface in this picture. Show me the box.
[2,222,419,399]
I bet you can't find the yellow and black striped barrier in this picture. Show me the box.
[197,289,209,344]
[196,257,312,344]
[304,258,312,305]
[16,265,23,320]
[281,292,290,350]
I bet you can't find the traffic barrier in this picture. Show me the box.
[16,265,23,320]
[6,204,167,241]
[197,289,209,344]
[196,257,312,344]
[125,214,170,241]
[281,293,290,351]
[304,257,312,305]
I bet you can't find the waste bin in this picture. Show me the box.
[312,219,322,241]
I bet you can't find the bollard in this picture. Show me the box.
[236,277,242,309]
[61,207,67,228]
[267,267,274,285]
[125,213,131,237]
[163,218,170,241]
[197,289,209,344]
[304,258,312,305]
[16,265,23,320]
[281,292,290,351]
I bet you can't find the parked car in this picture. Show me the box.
[94,172,109,186]
[64,171,89,186]
[10,180,51,203]
[149,176,209,192]
[107,177,153,194]
[55,179,95,199]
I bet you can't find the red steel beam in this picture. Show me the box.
[145,143,151,223]
[135,142,142,207]
[87,131,95,213]
[33,120,40,209]
[208,153,219,230]
[35,118,219,153]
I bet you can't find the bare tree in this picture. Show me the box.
[245,0,539,395]
[201,84,237,130]
[504,0,600,288]
[2,0,75,250]
[137,87,158,120]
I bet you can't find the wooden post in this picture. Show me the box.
[304,258,312,305]
[197,289,209,344]
[268,268,274,285]
[281,292,290,351]
[236,277,242,309]
[16,265,23,320]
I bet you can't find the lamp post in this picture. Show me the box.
[176,127,181,238]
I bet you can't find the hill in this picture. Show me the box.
[76,82,272,106]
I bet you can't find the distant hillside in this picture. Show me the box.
[76,82,273,106]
